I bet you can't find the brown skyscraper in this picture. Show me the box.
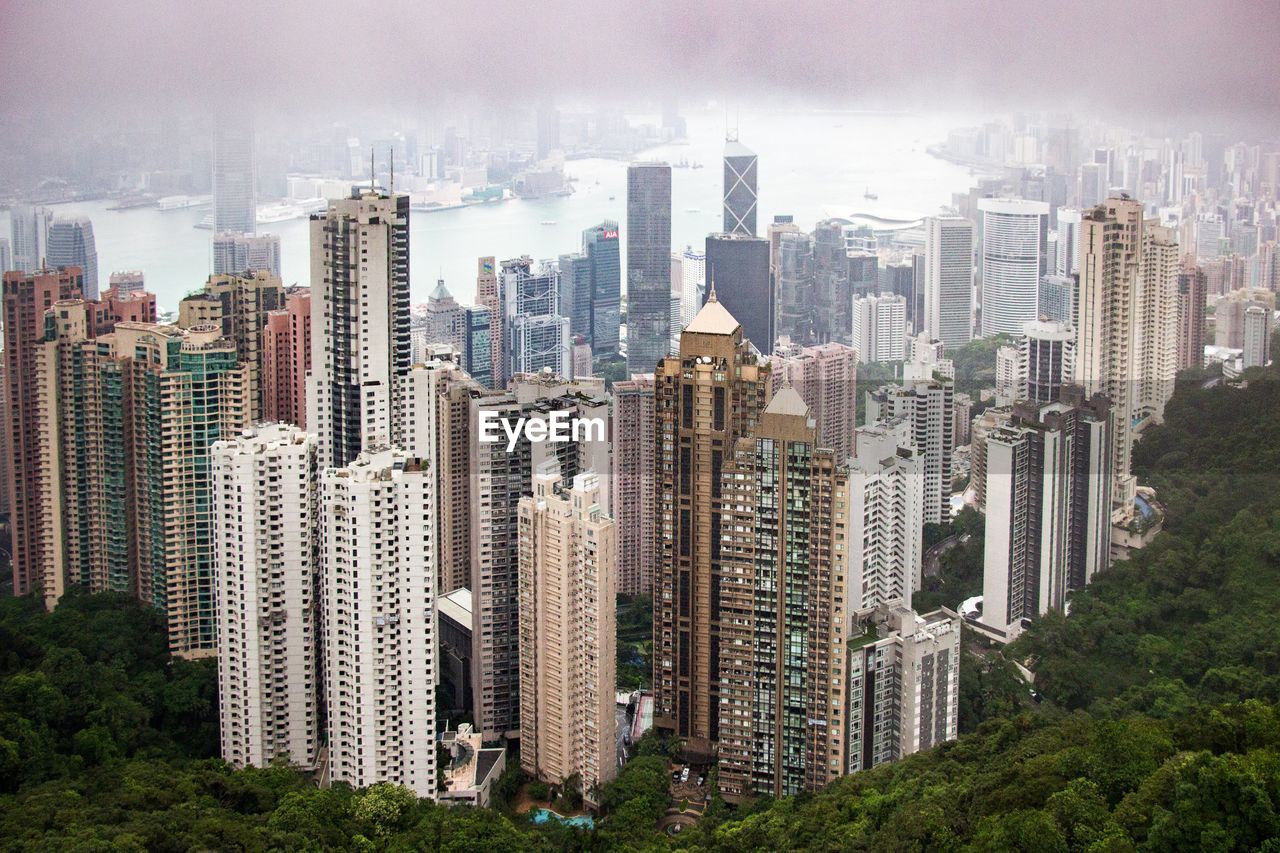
[476,256,503,388]
[3,268,83,600]
[653,292,771,758]
[716,387,849,801]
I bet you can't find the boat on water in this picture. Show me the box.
[540,220,557,226]
[864,187,879,200]
[685,207,701,213]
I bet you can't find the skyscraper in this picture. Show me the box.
[1020,319,1074,403]
[582,221,622,355]
[851,292,907,363]
[978,198,1049,337]
[705,232,772,351]
[1038,274,1076,326]
[462,305,494,388]
[307,189,411,469]
[716,388,848,801]
[845,604,960,771]
[322,447,437,798]
[1054,207,1082,277]
[3,268,82,600]
[502,257,570,378]
[518,467,617,807]
[160,326,251,657]
[262,288,311,428]
[846,419,925,610]
[923,215,974,349]
[1243,305,1272,368]
[812,219,849,344]
[476,256,505,388]
[1176,266,1207,370]
[612,375,656,595]
[1075,197,1178,512]
[866,374,954,526]
[772,224,813,343]
[979,392,1112,641]
[46,218,99,299]
[425,279,465,353]
[180,271,285,423]
[213,122,257,235]
[676,245,706,331]
[723,139,758,236]
[469,376,611,739]
[626,163,672,374]
[770,342,858,462]
[9,205,52,273]
[213,424,321,772]
[212,232,281,277]
[653,294,771,758]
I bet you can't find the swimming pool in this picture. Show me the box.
[531,808,595,829]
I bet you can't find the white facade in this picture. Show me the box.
[866,377,954,525]
[321,448,438,798]
[994,345,1021,402]
[680,247,706,329]
[852,292,907,363]
[1054,207,1081,278]
[307,191,410,469]
[1243,305,1272,368]
[923,215,974,350]
[847,420,925,609]
[213,425,320,772]
[213,232,282,277]
[978,198,1049,337]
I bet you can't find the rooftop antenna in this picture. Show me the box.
[370,147,375,191]
[390,147,395,193]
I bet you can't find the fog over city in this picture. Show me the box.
[2,0,1277,125]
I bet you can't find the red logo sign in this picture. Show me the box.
[602,230,618,240]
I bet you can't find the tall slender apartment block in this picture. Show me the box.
[851,292,907,363]
[846,419,925,610]
[1176,266,1207,371]
[923,215,974,350]
[612,375,657,595]
[845,604,960,772]
[1020,319,1074,404]
[3,268,82,600]
[979,391,1112,642]
[653,294,771,758]
[1075,196,1178,513]
[161,326,251,657]
[180,271,285,423]
[518,467,617,807]
[771,342,858,462]
[434,362,483,594]
[213,425,321,771]
[262,287,311,428]
[322,448,437,797]
[308,190,411,469]
[626,163,673,375]
[469,376,611,739]
[716,388,849,802]
[476,257,504,388]
[866,374,954,525]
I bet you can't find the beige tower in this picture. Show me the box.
[517,467,617,807]
[1075,196,1178,514]
[612,375,656,595]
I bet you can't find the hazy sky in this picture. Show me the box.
[2,0,1278,126]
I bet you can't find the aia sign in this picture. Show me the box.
[602,230,618,240]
